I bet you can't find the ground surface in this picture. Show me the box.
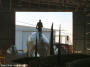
[5,54,90,67]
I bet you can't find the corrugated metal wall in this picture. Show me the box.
[0,10,15,50]
[73,11,87,54]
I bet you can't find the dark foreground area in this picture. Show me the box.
[6,54,90,67]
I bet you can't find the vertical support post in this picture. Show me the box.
[50,23,54,55]
[58,24,61,56]
[35,34,37,57]
[58,24,61,65]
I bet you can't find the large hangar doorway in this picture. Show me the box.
[15,12,73,56]
[0,0,89,65]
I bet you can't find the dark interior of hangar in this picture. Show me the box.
[0,0,90,66]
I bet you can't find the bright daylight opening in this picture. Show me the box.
[15,12,73,56]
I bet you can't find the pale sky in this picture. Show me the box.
[15,12,73,44]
